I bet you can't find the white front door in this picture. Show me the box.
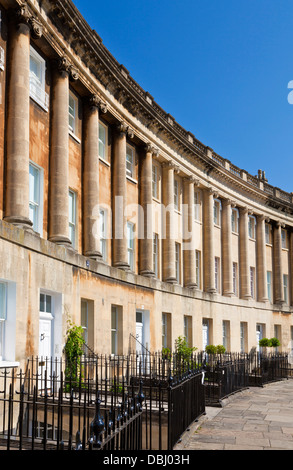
[39,293,54,359]
[39,317,52,358]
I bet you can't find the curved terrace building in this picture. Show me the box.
[0,0,293,367]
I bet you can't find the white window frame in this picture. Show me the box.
[231,208,239,233]
[281,229,288,249]
[0,280,17,365]
[222,320,230,351]
[69,91,78,136]
[175,243,181,283]
[152,164,159,199]
[0,282,7,362]
[126,144,135,179]
[81,300,88,345]
[29,161,43,235]
[240,322,246,353]
[233,262,238,295]
[162,313,167,349]
[111,305,118,355]
[248,215,256,240]
[250,267,255,298]
[194,190,201,221]
[69,189,77,248]
[265,224,272,244]
[215,257,220,292]
[99,208,107,261]
[174,179,180,211]
[99,121,108,162]
[267,271,272,303]
[284,274,289,304]
[153,233,159,278]
[29,46,48,111]
[184,315,192,347]
[213,199,221,226]
[0,45,4,71]
[127,222,135,271]
[195,250,201,289]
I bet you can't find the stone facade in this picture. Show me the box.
[0,0,293,368]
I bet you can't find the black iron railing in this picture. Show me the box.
[0,351,291,451]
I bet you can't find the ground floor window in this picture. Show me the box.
[0,282,6,361]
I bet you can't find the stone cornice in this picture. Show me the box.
[22,0,293,216]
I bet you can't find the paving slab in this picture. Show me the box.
[174,380,293,451]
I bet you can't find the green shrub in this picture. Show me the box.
[269,337,281,348]
[64,319,85,390]
[174,336,197,362]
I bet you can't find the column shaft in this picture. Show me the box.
[256,215,268,302]
[273,222,284,304]
[49,63,71,245]
[183,177,197,288]
[140,145,155,276]
[83,97,102,259]
[222,200,233,296]
[203,189,216,293]
[5,17,32,228]
[113,123,129,269]
[239,208,251,299]
[162,162,176,283]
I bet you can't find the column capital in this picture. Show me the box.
[55,56,79,81]
[257,214,268,223]
[275,220,285,229]
[222,198,235,207]
[15,4,43,38]
[117,121,134,138]
[162,160,177,171]
[144,143,160,157]
[205,186,218,198]
[239,206,249,215]
[88,94,107,113]
[183,174,200,186]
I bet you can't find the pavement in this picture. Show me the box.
[174,379,293,450]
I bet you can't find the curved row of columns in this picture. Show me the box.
[4,5,290,305]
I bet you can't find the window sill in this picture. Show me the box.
[99,156,110,167]
[30,95,49,113]
[126,175,138,185]
[69,130,81,144]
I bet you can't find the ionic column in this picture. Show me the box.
[239,207,251,299]
[49,57,78,246]
[273,221,284,304]
[5,6,42,229]
[222,199,234,296]
[162,162,177,283]
[140,144,156,277]
[256,215,268,302]
[203,188,216,293]
[113,122,132,270]
[183,176,197,288]
[83,95,107,259]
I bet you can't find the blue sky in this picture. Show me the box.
[73,0,293,193]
